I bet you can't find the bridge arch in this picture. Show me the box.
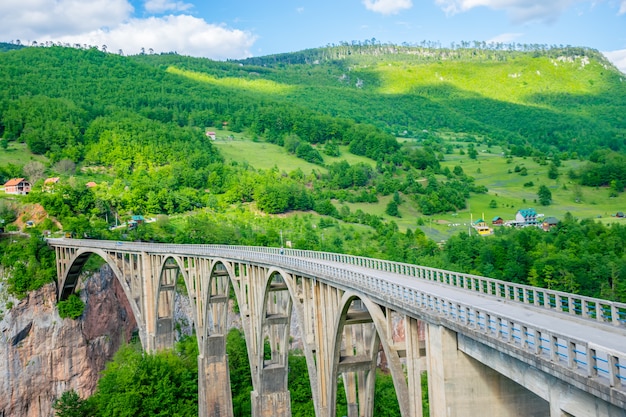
[194,258,239,417]
[200,259,237,350]
[329,292,410,417]
[154,255,190,350]
[257,267,326,414]
[258,268,294,367]
[203,259,237,330]
[57,248,146,349]
[48,239,626,417]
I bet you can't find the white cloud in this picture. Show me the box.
[53,15,257,60]
[0,0,133,42]
[363,0,413,15]
[604,49,626,74]
[0,1,257,60]
[487,32,524,44]
[620,0,626,14]
[434,0,583,24]
[144,0,193,13]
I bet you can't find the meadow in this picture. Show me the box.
[212,131,375,173]
[212,133,626,241]
[0,142,46,167]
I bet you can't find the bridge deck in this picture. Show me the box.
[325,258,626,354]
[48,239,626,399]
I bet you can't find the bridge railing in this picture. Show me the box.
[205,244,626,328]
[219,248,626,394]
[49,239,626,328]
[48,239,626,396]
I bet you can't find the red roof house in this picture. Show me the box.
[4,178,31,195]
[43,177,60,192]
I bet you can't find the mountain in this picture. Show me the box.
[0,43,625,236]
[1,43,625,162]
[135,44,626,157]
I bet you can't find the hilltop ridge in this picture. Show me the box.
[129,43,626,157]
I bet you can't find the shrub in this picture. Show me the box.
[58,293,85,319]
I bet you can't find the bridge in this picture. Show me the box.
[47,238,626,417]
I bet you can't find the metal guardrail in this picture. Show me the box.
[48,239,626,395]
[208,244,626,328]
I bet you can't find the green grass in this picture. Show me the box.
[214,138,326,173]
[167,67,294,95]
[212,131,376,174]
[439,146,626,224]
[371,54,612,107]
[0,142,47,166]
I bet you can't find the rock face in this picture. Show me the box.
[0,265,137,417]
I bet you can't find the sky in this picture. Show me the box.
[0,0,625,73]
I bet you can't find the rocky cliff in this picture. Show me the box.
[0,265,136,417]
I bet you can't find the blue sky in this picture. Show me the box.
[0,0,625,72]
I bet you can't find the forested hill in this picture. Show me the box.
[1,43,625,162]
[133,43,626,158]
[2,43,626,304]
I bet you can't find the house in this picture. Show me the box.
[515,208,538,227]
[131,215,145,224]
[4,178,31,195]
[542,217,559,231]
[616,212,625,218]
[492,216,504,226]
[43,177,60,192]
[472,218,493,236]
[85,181,97,188]
[206,131,216,140]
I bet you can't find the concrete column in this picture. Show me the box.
[426,323,547,417]
[404,317,423,417]
[142,252,157,353]
[251,366,291,417]
[198,335,233,417]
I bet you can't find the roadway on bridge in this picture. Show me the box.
[308,257,626,355]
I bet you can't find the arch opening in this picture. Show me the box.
[332,296,405,417]
[57,249,143,351]
[261,271,292,370]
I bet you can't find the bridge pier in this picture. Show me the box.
[48,239,626,417]
[458,333,626,417]
[198,335,233,417]
[427,324,549,417]
[251,365,291,417]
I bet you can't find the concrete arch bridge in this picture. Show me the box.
[47,238,626,417]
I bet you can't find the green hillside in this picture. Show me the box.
[133,45,626,157]
[1,43,625,235]
[1,43,626,303]
[4,44,626,415]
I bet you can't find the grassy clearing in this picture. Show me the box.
[372,55,611,106]
[439,145,626,223]
[0,142,47,167]
[212,130,376,174]
[214,138,324,173]
[167,67,294,94]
